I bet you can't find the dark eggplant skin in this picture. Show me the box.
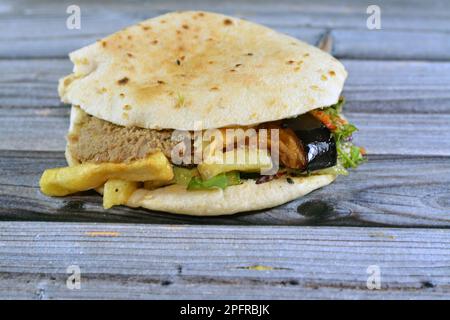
[282,113,337,171]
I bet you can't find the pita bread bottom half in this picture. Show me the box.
[126,174,336,216]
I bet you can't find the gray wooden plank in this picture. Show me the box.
[333,29,450,61]
[343,60,450,114]
[3,11,449,38]
[6,0,450,17]
[0,222,449,299]
[350,113,450,156]
[1,150,449,227]
[0,59,69,108]
[1,1,450,60]
[246,12,450,32]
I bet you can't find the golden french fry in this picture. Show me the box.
[40,151,173,196]
[103,179,138,209]
[198,148,273,180]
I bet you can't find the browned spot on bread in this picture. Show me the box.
[63,77,73,86]
[117,77,129,85]
[157,80,166,84]
[67,133,79,143]
[182,24,189,29]
[119,93,125,98]
[223,19,233,25]
[329,70,336,77]
[101,41,107,48]
[151,40,158,45]
[210,86,219,91]
[267,98,277,107]
[127,52,133,57]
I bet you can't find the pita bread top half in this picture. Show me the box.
[59,11,347,130]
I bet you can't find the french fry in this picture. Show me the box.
[103,179,138,209]
[40,151,173,196]
[198,148,272,180]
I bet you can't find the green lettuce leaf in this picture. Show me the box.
[187,171,241,190]
[319,99,366,171]
[173,166,199,186]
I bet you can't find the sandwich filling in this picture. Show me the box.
[40,98,365,208]
[71,98,364,184]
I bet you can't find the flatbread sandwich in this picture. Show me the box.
[40,11,365,215]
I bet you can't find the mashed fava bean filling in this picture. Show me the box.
[68,115,178,164]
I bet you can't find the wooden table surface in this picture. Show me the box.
[0,0,449,299]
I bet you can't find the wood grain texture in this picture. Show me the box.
[1,150,449,227]
[1,0,450,60]
[0,222,449,299]
[5,0,450,16]
[332,30,450,61]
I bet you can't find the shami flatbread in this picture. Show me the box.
[59,11,346,130]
